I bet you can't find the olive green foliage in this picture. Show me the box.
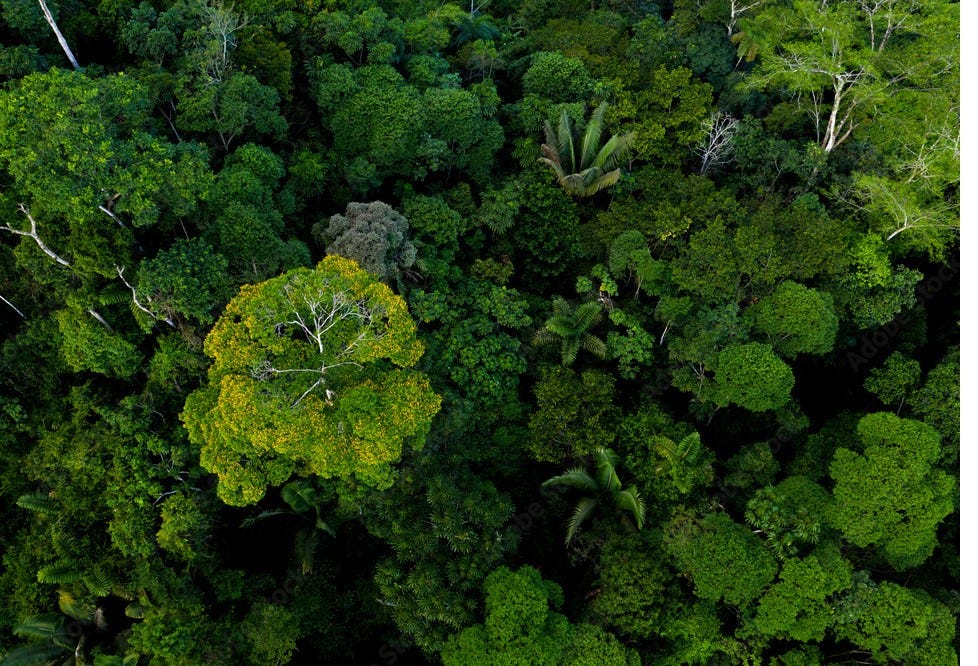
[751,544,852,642]
[829,413,955,569]
[411,277,530,409]
[863,351,921,407]
[367,470,518,654]
[746,281,837,358]
[205,143,307,281]
[522,51,594,103]
[908,347,959,460]
[313,201,417,283]
[241,602,300,666]
[0,0,958,661]
[182,255,441,505]
[0,68,209,276]
[136,238,232,326]
[834,578,958,665]
[712,342,795,412]
[528,366,617,462]
[664,511,777,606]
[55,307,143,378]
[589,532,671,640]
[441,566,635,665]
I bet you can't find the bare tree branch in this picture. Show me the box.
[2,205,72,267]
[38,0,80,69]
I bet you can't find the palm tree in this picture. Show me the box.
[539,102,635,198]
[241,480,336,575]
[532,297,607,367]
[542,448,646,547]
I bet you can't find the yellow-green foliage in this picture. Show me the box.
[183,255,441,505]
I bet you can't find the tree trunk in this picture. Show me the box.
[38,0,81,70]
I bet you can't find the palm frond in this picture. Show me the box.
[538,155,567,181]
[0,641,67,666]
[12,614,62,639]
[592,133,627,171]
[551,297,573,317]
[580,169,623,197]
[542,467,599,492]
[572,301,603,331]
[675,432,702,462]
[558,109,577,170]
[57,590,91,622]
[295,528,319,575]
[124,603,146,619]
[560,341,579,367]
[240,510,289,528]
[579,102,608,168]
[565,497,599,547]
[595,449,621,494]
[615,486,646,530]
[581,333,607,360]
[531,329,561,347]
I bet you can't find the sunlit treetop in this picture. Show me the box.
[182,255,441,505]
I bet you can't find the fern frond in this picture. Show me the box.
[84,567,111,598]
[37,564,84,585]
[565,497,598,546]
[16,494,58,515]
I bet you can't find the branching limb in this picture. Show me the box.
[116,265,176,328]
[2,205,72,267]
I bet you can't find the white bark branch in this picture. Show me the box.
[2,205,72,267]
[38,0,80,69]
[0,294,25,319]
[116,265,176,328]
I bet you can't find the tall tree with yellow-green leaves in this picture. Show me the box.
[182,255,441,506]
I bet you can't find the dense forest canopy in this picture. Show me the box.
[0,0,959,664]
